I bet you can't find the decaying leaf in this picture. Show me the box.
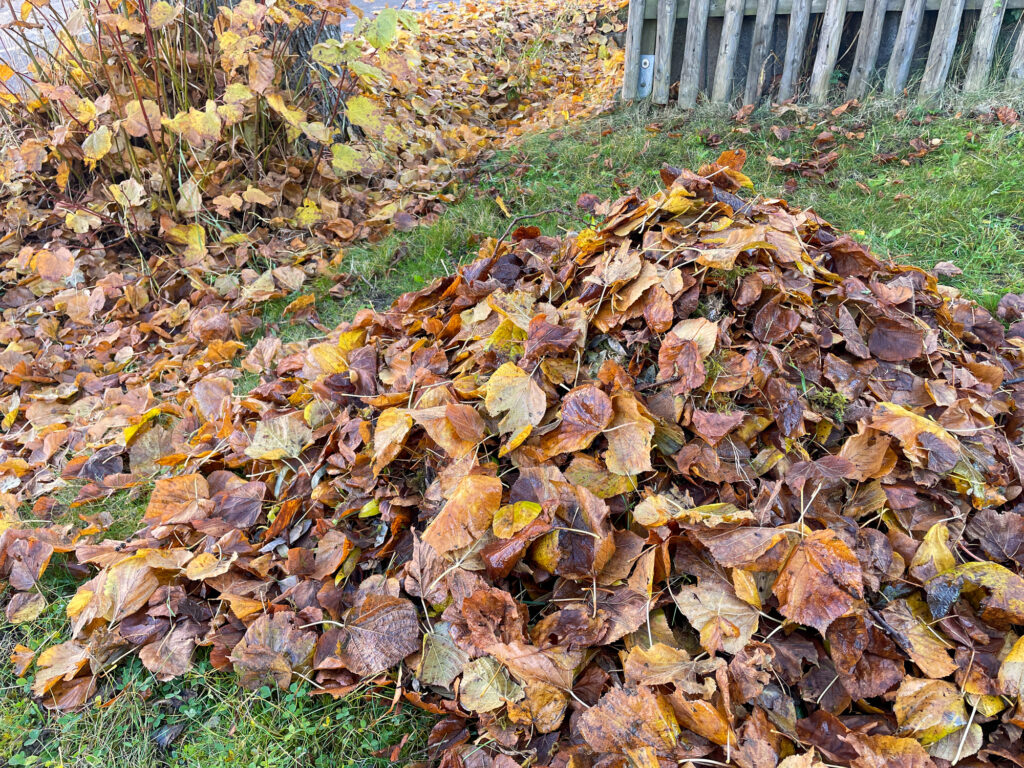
[674,584,759,655]
[230,611,316,690]
[422,474,502,554]
[773,530,863,633]
[2,94,1024,768]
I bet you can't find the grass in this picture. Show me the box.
[250,93,1024,353]
[1,484,431,767]
[5,92,1024,765]
[1,655,430,767]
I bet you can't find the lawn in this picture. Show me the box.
[3,94,1024,766]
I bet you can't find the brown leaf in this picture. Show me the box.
[578,688,690,765]
[539,384,612,456]
[422,474,502,554]
[674,584,759,655]
[336,594,420,677]
[230,611,316,690]
[603,393,654,476]
[139,621,202,681]
[868,318,924,362]
[773,530,863,633]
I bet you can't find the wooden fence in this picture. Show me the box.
[621,0,1024,106]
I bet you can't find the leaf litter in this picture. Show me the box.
[5,141,1024,765]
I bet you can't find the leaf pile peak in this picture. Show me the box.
[4,151,1024,767]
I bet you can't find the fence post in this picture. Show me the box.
[711,0,746,103]
[621,0,646,101]
[653,0,678,104]
[884,0,926,95]
[964,0,1008,91]
[1010,20,1024,87]
[744,0,780,105]
[779,0,812,101]
[678,0,711,107]
[846,0,888,99]
[809,0,850,103]
[918,0,967,102]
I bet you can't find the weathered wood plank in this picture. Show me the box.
[883,0,926,95]
[918,0,967,101]
[964,0,1007,91]
[641,0,1024,18]
[710,0,746,102]
[778,0,812,100]
[846,0,889,98]
[743,0,779,104]
[808,0,849,103]
[678,0,712,106]
[1009,22,1024,87]
[622,0,647,101]
[652,0,678,103]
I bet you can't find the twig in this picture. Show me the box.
[638,375,682,392]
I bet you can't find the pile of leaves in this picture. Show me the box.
[0,0,622,244]
[0,0,623,528]
[5,150,1024,768]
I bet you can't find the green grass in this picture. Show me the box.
[257,95,1024,332]
[1,486,431,767]
[1,655,430,767]
[5,93,1024,766]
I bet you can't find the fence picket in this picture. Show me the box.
[1010,21,1024,87]
[630,0,1024,105]
[884,0,927,95]
[809,0,850,103]
[621,0,646,101]
[779,0,812,100]
[743,0,780,104]
[711,0,746,102]
[653,0,679,104]
[919,0,967,100]
[678,0,712,107]
[847,0,889,98]
[964,0,1007,91]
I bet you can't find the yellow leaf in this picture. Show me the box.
[65,209,102,234]
[242,186,274,206]
[908,523,956,582]
[185,551,236,581]
[122,406,162,444]
[82,125,112,167]
[163,100,222,148]
[73,98,97,123]
[484,362,545,436]
[293,199,323,229]
[894,677,967,746]
[330,143,364,176]
[148,1,181,28]
[345,95,383,133]
[493,501,542,538]
[265,91,305,127]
